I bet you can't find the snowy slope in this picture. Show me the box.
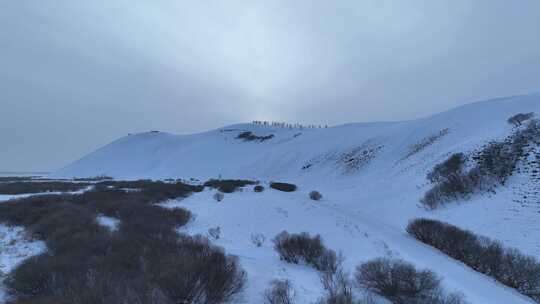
[160,186,537,304]
[54,93,540,303]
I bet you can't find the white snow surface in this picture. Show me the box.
[54,93,540,303]
[0,185,94,203]
[96,215,120,232]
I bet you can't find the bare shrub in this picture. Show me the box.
[427,153,466,184]
[264,280,295,304]
[355,258,441,304]
[317,250,339,275]
[270,182,297,192]
[214,192,225,202]
[254,185,265,192]
[273,231,337,273]
[319,255,353,304]
[309,191,323,201]
[251,233,266,247]
[208,227,221,240]
[273,231,323,267]
[407,218,540,302]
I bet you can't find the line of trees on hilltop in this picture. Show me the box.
[252,121,328,129]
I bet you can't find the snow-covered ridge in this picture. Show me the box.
[54,93,540,182]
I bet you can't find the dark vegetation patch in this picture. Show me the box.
[236,131,274,142]
[100,179,203,198]
[301,164,313,170]
[508,112,535,127]
[254,185,265,192]
[403,128,450,160]
[264,280,295,304]
[309,191,322,201]
[72,175,114,182]
[303,142,383,173]
[213,192,225,202]
[355,258,465,304]
[422,117,540,209]
[407,218,540,302]
[0,176,38,183]
[270,182,297,192]
[0,181,90,195]
[0,180,245,304]
[203,179,257,193]
[339,144,383,173]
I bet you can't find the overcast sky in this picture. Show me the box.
[1,1,540,172]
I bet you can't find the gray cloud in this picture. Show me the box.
[1,1,539,171]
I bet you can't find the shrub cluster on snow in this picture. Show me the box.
[407,218,540,302]
[204,179,257,193]
[254,185,265,192]
[264,279,295,304]
[270,182,298,192]
[0,180,245,304]
[0,181,89,195]
[273,231,338,274]
[208,226,221,240]
[271,231,464,304]
[236,131,275,142]
[72,175,114,182]
[422,117,540,209]
[213,192,225,202]
[309,190,323,201]
[356,258,465,304]
[508,112,535,127]
[251,233,266,247]
[272,232,352,304]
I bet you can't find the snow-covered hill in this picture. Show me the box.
[56,93,540,183]
[53,93,540,303]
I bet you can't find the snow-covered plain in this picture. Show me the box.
[50,93,540,303]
